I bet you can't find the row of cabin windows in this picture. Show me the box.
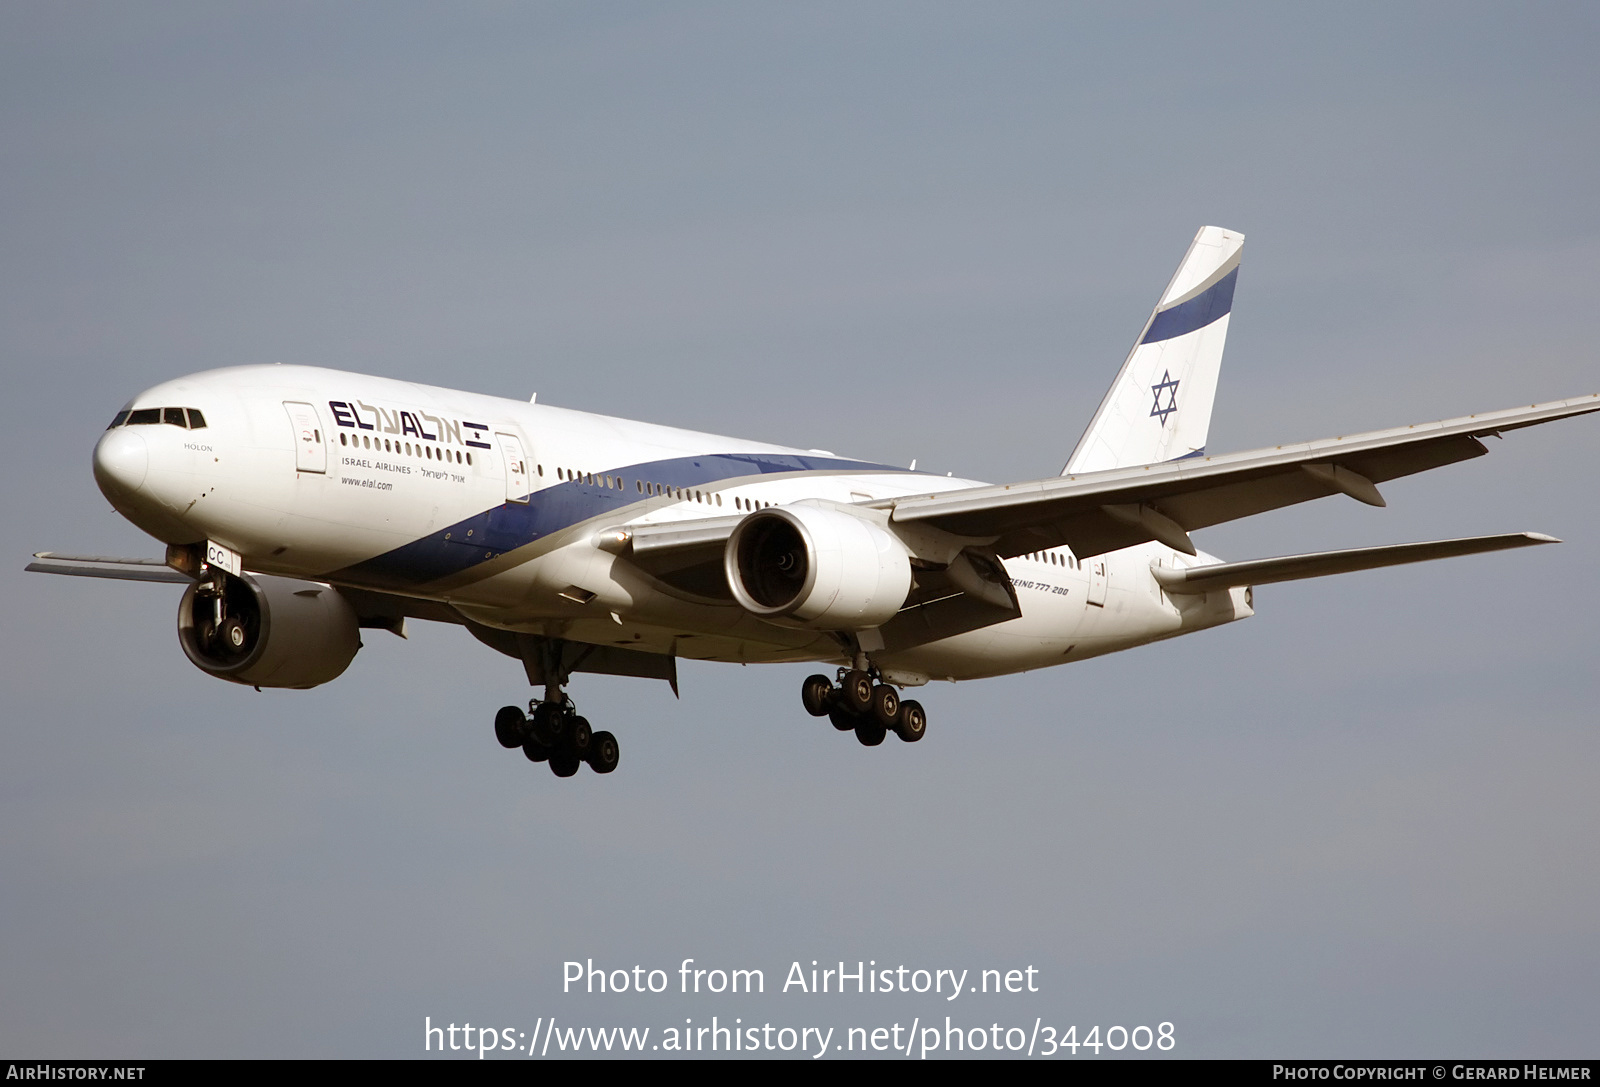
[546,465,784,511]
[1023,550,1079,569]
[108,407,207,430]
[339,430,472,465]
[553,466,646,493]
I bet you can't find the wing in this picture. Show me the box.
[24,552,447,638]
[885,395,1600,558]
[25,553,193,583]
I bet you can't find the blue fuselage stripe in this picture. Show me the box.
[331,451,901,589]
[1141,267,1237,345]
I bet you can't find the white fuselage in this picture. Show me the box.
[93,365,1252,685]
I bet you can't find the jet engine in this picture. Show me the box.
[177,572,361,689]
[724,504,913,630]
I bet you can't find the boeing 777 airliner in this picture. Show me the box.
[29,227,1600,778]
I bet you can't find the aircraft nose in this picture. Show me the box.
[93,427,149,502]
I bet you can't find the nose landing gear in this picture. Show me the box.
[803,670,927,746]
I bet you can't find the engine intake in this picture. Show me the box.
[725,504,912,630]
[178,572,361,689]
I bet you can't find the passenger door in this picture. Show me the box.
[283,401,326,474]
[1087,559,1108,607]
[498,431,531,503]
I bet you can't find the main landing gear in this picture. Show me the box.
[494,695,619,777]
[801,670,927,747]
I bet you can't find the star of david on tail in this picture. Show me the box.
[1150,370,1179,425]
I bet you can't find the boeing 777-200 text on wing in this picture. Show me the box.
[29,227,1600,778]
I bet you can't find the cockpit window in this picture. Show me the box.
[112,407,207,429]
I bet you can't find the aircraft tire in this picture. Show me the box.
[801,674,833,716]
[828,706,858,732]
[855,722,887,747]
[586,731,620,774]
[870,684,899,728]
[894,700,927,743]
[549,751,581,777]
[495,706,527,748]
[522,737,551,763]
[566,715,593,756]
[840,670,874,713]
[218,617,248,652]
[529,703,564,747]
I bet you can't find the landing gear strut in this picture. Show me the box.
[493,691,619,777]
[802,669,927,746]
[491,638,623,778]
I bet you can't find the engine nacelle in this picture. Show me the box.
[177,572,361,689]
[725,503,913,630]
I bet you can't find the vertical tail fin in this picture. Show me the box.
[1064,226,1244,474]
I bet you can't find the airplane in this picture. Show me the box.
[27,226,1600,779]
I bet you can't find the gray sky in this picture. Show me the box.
[3,2,1598,1058]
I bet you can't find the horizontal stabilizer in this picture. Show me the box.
[25,553,191,584]
[1151,532,1558,595]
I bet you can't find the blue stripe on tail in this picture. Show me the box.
[1141,267,1237,345]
